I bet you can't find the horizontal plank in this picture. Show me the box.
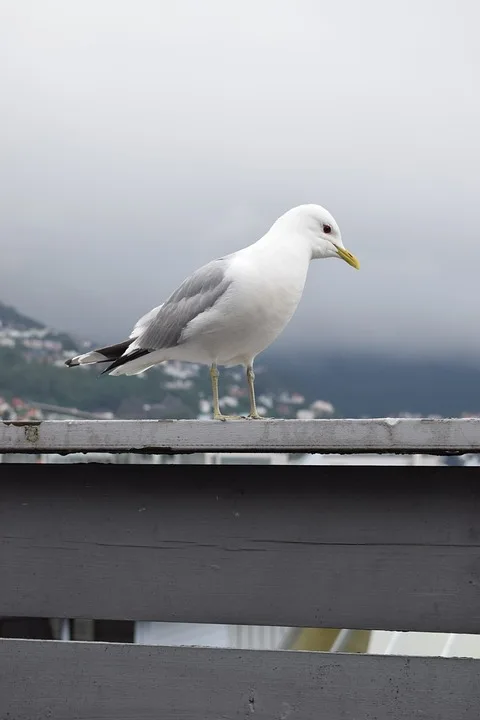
[1,417,480,454]
[2,465,480,632]
[1,639,479,720]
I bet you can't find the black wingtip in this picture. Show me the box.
[100,348,151,376]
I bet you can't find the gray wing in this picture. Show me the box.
[133,258,232,350]
[129,304,164,339]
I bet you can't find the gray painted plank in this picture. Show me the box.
[1,639,479,720]
[2,465,480,632]
[1,417,480,454]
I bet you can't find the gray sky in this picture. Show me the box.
[1,0,479,356]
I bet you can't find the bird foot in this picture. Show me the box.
[213,413,243,421]
[246,412,266,420]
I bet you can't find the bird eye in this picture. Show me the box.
[323,224,332,234]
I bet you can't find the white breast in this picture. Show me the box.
[181,238,311,366]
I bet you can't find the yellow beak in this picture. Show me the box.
[336,246,360,270]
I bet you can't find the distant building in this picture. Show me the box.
[310,399,334,416]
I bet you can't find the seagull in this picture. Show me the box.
[65,204,359,420]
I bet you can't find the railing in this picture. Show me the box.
[1,418,480,719]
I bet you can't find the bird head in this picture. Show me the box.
[275,204,360,269]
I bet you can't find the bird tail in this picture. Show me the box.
[65,341,158,377]
[65,340,132,368]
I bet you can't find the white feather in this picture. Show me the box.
[67,351,107,366]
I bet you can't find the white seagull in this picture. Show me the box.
[65,204,360,420]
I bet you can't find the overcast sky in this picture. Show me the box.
[1,0,479,357]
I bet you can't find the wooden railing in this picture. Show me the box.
[1,419,480,719]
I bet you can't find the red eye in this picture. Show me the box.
[323,224,332,234]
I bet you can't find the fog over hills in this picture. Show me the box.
[1,1,479,357]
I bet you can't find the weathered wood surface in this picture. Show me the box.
[2,465,480,632]
[1,417,480,454]
[1,639,479,720]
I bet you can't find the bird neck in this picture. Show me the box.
[253,228,313,264]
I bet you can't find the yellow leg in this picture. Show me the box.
[210,363,225,420]
[210,363,242,421]
[246,364,262,419]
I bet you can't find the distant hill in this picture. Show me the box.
[0,300,79,352]
[3,342,478,418]
[0,301,44,330]
[1,298,480,419]
[265,349,480,418]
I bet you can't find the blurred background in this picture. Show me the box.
[1,0,479,422]
[1,0,479,658]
